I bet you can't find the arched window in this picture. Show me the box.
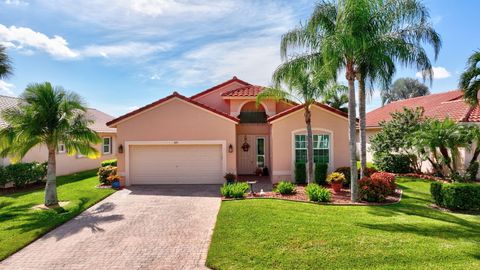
[238,102,267,123]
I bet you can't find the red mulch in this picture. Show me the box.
[0,181,45,195]
[231,185,402,205]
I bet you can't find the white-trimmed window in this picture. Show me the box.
[294,134,330,164]
[103,137,112,155]
[57,143,66,154]
[257,137,265,167]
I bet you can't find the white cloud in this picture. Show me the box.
[0,80,15,95]
[81,42,173,59]
[130,0,233,17]
[4,0,28,6]
[0,24,79,59]
[416,66,451,80]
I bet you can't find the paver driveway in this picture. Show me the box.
[0,185,221,270]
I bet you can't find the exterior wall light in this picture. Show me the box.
[118,144,124,154]
[228,144,234,153]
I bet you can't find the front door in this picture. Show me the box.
[237,135,268,175]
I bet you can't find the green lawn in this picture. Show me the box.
[0,170,115,260]
[207,178,480,270]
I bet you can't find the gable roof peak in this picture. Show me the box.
[190,76,251,99]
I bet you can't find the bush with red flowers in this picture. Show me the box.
[359,172,396,202]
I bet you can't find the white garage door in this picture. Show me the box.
[129,144,224,184]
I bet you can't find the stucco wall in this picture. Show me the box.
[270,105,350,183]
[1,132,116,176]
[356,128,381,162]
[114,97,237,184]
[192,81,247,114]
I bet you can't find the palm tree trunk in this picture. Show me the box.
[346,63,358,202]
[305,105,314,183]
[358,75,367,179]
[44,146,58,206]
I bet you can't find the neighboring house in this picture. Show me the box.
[365,90,480,174]
[107,76,350,185]
[0,95,117,176]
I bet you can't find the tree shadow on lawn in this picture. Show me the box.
[5,198,124,240]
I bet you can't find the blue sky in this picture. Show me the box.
[0,0,479,116]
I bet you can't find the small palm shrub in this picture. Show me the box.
[314,163,328,185]
[221,182,249,199]
[326,172,346,184]
[275,181,296,195]
[305,183,331,202]
[98,165,117,185]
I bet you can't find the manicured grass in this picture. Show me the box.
[207,178,480,270]
[0,170,115,260]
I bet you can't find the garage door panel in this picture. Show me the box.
[129,144,224,184]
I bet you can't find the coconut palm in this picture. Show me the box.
[0,45,13,79]
[0,82,101,206]
[257,64,330,183]
[460,50,480,105]
[322,82,348,113]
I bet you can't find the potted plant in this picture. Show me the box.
[255,167,263,176]
[108,174,121,189]
[224,173,236,184]
[326,172,346,193]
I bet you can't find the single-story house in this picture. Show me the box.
[0,95,117,176]
[365,90,480,175]
[107,76,350,186]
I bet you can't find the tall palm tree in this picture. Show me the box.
[257,64,330,183]
[0,45,13,79]
[0,83,101,206]
[322,82,348,113]
[460,50,480,105]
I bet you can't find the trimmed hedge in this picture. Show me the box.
[295,163,306,184]
[0,166,7,187]
[2,162,47,188]
[430,182,480,211]
[101,159,117,167]
[314,163,328,185]
[373,153,413,173]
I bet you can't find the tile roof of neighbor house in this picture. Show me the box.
[366,90,480,128]
[190,76,251,99]
[0,95,116,132]
[267,102,349,122]
[107,92,240,127]
[221,85,264,97]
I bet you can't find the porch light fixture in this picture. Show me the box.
[118,144,124,154]
[241,135,250,152]
[228,144,234,153]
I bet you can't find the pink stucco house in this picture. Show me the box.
[107,77,350,185]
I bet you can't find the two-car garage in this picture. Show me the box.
[128,143,225,185]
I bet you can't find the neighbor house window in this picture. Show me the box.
[103,137,112,155]
[257,137,265,167]
[57,143,66,154]
[295,134,330,164]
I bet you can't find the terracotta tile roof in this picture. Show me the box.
[221,85,264,97]
[107,92,240,126]
[190,76,251,100]
[366,90,480,127]
[268,102,349,123]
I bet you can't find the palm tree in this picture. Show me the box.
[0,82,101,206]
[0,45,13,79]
[322,82,348,113]
[257,65,330,183]
[460,50,480,105]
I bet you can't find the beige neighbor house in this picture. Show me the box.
[365,90,480,177]
[0,95,117,176]
[107,77,350,186]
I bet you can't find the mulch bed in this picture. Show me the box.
[0,181,45,195]
[225,185,402,206]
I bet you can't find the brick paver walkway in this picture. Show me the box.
[0,185,221,270]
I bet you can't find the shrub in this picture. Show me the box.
[314,163,328,185]
[430,182,480,211]
[374,153,413,173]
[358,174,396,202]
[224,173,236,184]
[465,161,479,182]
[370,172,396,195]
[295,163,306,184]
[0,166,6,187]
[4,162,47,188]
[305,183,331,202]
[101,159,117,167]
[334,166,378,187]
[364,167,378,177]
[326,172,346,184]
[220,182,249,198]
[275,181,296,195]
[98,165,117,185]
